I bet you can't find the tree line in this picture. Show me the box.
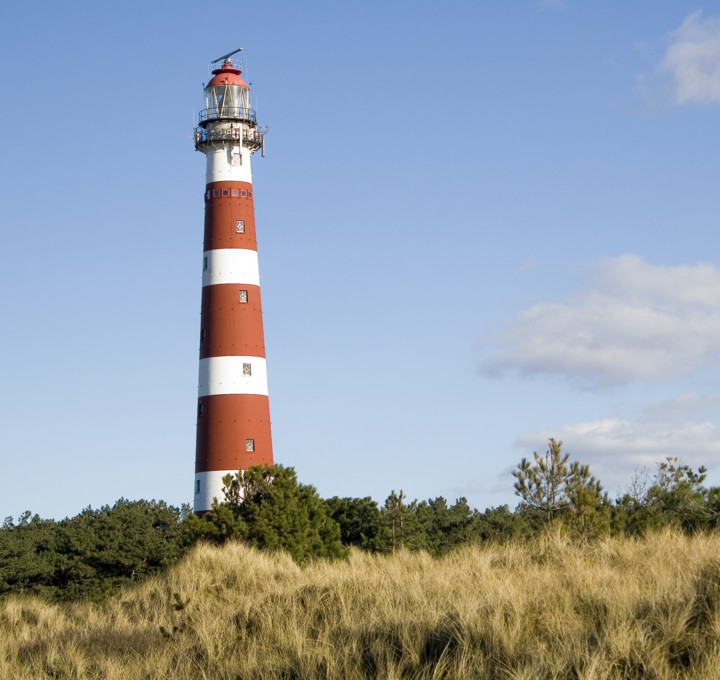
[2,440,719,601]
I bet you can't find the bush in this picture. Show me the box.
[184,465,345,563]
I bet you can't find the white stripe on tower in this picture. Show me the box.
[202,249,260,287]
[198,356,269,397]
[194,470,243,515]
[205,146,252,184]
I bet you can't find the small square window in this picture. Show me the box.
[236,220,245,233]
[205,190,210,200]
[248,192,252,197]
[222,190,229,196]
[203,256,208,270]
[213,190,219,197]
[231,189,239,197]
[241,190,247,197]
[246,439,255,452]
[195,479,200,494]
[239,289,248,303]
[243,362,252,376]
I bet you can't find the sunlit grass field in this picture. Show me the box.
[3,528,720,679]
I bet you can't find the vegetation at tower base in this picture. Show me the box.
[183,464,345,562]
[2,451,720,604]
[5,530,720,679]
[0,500,185,602]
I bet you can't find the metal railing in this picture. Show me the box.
[194,126,265,151]
[198,107,257,125]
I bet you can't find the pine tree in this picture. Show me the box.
[513,439,608,537]
[186,465,345,563]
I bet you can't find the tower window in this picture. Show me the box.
[205,190,210,200]
[236,220,245,233]
[203,256,208,270]
[201,328,207,341]
[195,479,200,494]
[241,190,247,197]
[239,289,248,303]
[231,189,239,197]
[248,192,252,197]
[243,362,252,376]
[213,190,219,198]
[222,190,229,197]
[198,401,204,416]
[246,439,255,452]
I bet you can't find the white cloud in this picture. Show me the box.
[654,10,720,105]
[481,255,720,386]
[517,395,720,490]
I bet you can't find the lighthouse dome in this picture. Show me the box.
[206,63,249,89]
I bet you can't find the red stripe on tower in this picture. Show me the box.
[192,51,272,514]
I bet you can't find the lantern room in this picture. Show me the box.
[200,60,255,126]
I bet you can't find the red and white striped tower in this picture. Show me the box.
[193,50,272,514]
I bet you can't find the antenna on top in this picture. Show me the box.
[211,48,242,64]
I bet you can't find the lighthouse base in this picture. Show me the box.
[194,469,242,514]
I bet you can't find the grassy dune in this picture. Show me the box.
[2,528,720,679]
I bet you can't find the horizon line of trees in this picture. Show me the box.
[2,441,719,601]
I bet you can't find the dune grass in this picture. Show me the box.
[2,527,720,679]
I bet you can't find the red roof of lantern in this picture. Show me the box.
[206,62,248,89]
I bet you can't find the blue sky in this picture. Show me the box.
[3,0,720,519]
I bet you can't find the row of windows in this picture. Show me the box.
[206,188,253,199]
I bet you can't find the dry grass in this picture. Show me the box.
[3,527,720,679]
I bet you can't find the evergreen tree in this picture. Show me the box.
[619,458,711,534]
[380,490,425,552]
[513,439,608,537]
[416,497,478,556]
[324,496,383,550]
[564,462,611,539]
[0,513,62,598]
[186,465,345,563]
[0,500,185,601]
[475,505,531,541]
[512,439,573,521]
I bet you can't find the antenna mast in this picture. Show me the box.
[211,47,243,64]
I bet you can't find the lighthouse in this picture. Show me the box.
[193,49,272,514]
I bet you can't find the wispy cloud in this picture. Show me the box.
[540,0,567,11]
[480,255,720,387]
[514,256,537,273]
[646,10,720,105]
[446,478,511,501]
[517,395,720,490]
